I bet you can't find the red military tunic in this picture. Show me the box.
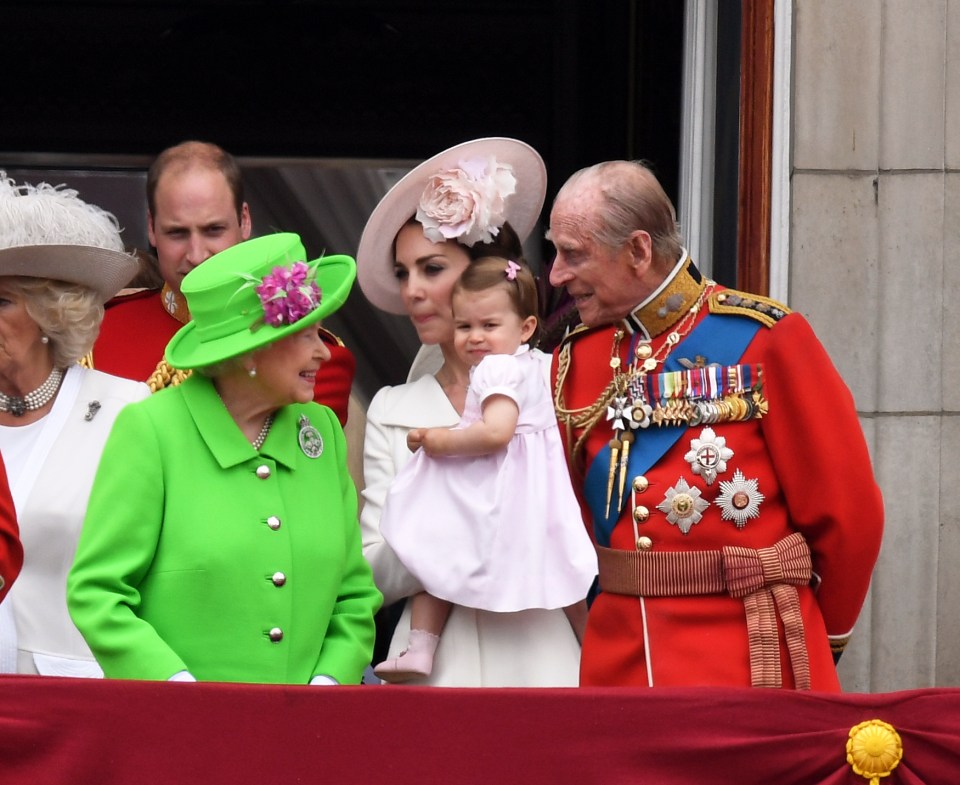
[553,257,883,690]
[92,285,355,425]
[0,451,23,603]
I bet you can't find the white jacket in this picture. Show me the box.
[0,366,149,675]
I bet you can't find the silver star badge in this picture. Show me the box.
[164,289,179,316]
[684,427,733,485]
[606,395,634,432]
[656,478,710,535]
[714,469,764,528]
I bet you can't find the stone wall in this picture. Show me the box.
[790,0,959,690]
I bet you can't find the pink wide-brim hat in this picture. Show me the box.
[356,137,547,315]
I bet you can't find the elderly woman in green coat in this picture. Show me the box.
[67,233,381,684]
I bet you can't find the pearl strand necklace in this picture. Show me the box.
[0,367,64,417]
[252,413,274,450]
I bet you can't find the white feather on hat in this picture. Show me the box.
[0,171,138,303]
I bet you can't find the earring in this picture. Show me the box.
[40,335,50,345]
[248,366,257,378]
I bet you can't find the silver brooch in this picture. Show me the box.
[656,478,709,535]
[714,469,764,529]
[297,414,323,458]
[684,426,733,486]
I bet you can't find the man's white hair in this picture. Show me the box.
[0,171,125,252]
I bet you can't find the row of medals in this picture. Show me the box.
[604,336,768,517]
[610,339,769,432]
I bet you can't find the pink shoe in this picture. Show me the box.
[373,629,439,683]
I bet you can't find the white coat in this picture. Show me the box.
[0,365,149,675]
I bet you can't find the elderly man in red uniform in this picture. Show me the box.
[547,160,883,690]
[90,141,354,423]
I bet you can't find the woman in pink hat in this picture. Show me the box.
[356,138,585,686]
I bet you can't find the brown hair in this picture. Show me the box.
[393,218,527,266]
[464,221,525,263]
[452,256,540,347]
[146,140,245,219]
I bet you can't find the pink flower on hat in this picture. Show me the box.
[255,261,322,327]
[416,155,517,247]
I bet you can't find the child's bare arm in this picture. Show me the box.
[407,394,519,457]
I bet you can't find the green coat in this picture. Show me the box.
[67,373,381,684]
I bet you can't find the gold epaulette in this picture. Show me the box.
[708,289,791,328]
[146,360,191,393]
[80,351,190,393]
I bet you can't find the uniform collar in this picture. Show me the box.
[160,282,191,325]
[180,374,302,470]
[621,249,705,339]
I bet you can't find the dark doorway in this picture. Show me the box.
[0,0,685,397]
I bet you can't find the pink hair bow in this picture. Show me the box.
[505,260,521,280]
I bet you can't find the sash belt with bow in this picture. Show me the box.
[596,532,813,689]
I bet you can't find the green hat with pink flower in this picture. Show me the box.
[356,137,547,315]
[165,232,355,370]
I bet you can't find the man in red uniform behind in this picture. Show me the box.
[547,160,883,690]
[91,141,355,424]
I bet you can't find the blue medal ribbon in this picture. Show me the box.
[583,313,763,546]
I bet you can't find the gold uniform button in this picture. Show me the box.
[256,465,271,479]
[632,476,649,493]
[633,505,649,523]
[269,627,283,642]
[636,536,653,550]
[272,572,286,587]
[266,516,281,530]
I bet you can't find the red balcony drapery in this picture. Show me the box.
[1,676,957,784]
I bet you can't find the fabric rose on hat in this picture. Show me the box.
[416,155,517,247]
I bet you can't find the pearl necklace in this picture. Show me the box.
[0,367,64,417]
[252,413,274,450]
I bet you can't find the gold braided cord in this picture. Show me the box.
[553,283,715,473]
[79,351,189,393]
[553,341,619,471]
[147,360,191,393]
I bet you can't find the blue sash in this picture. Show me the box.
[583,314,761,545]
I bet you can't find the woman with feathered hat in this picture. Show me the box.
[67,233,381,684]
[0,172,149,675]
